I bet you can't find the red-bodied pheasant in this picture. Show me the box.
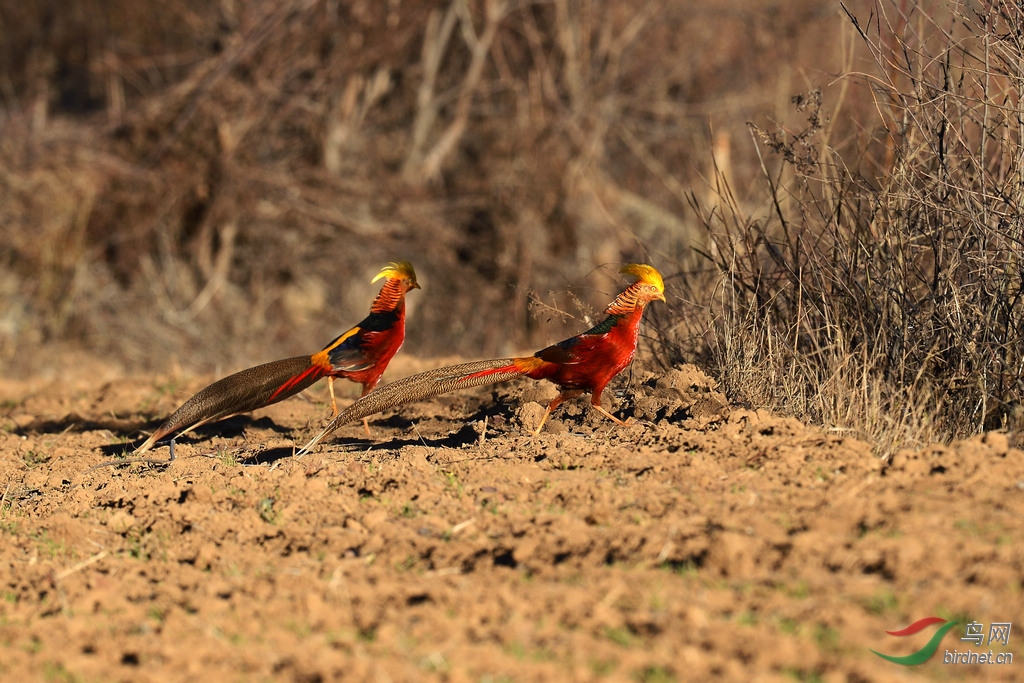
[298,263,665,453]
[134,261,420,453]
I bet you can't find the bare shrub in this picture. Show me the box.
[686,1,1024,452]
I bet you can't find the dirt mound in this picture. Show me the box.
[1,360,1021,681]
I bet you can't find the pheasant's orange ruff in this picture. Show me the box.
[369,277,410,314]
[604,280,649,315]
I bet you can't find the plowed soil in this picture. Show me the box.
[1,355,1021,682]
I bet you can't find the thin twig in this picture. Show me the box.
[409,421,432,449]
[55,551,109,581]
[0,480,11,513]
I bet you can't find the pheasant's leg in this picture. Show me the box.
[358,384,374,436]
[591,403,631,427]
[328,377,338,417]
[532,391,581,435]
[591,390,630,427]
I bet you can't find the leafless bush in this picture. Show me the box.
[687,0,1024,452]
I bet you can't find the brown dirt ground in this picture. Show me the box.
[1,354,1021,682]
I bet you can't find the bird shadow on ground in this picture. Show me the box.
[98,415,301,456]
[240,447,298,466]
[16,413,143,439]
[311,414,505,457]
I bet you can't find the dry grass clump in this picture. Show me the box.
[685,1,1024,452]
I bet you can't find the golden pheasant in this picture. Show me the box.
[134,261,420,453]
[298,264,665,453]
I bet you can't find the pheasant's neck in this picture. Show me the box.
[604,281,652,316]
[370,279,407,314]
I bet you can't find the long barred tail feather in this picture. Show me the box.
[135,356,324,454]
[297,358,527,454]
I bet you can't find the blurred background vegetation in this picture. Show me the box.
[1,0,1021,452]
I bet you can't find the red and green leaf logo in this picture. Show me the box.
[871,617,959,665]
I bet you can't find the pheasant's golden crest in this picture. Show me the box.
[372,261,418,286]
[620,263,665,295]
